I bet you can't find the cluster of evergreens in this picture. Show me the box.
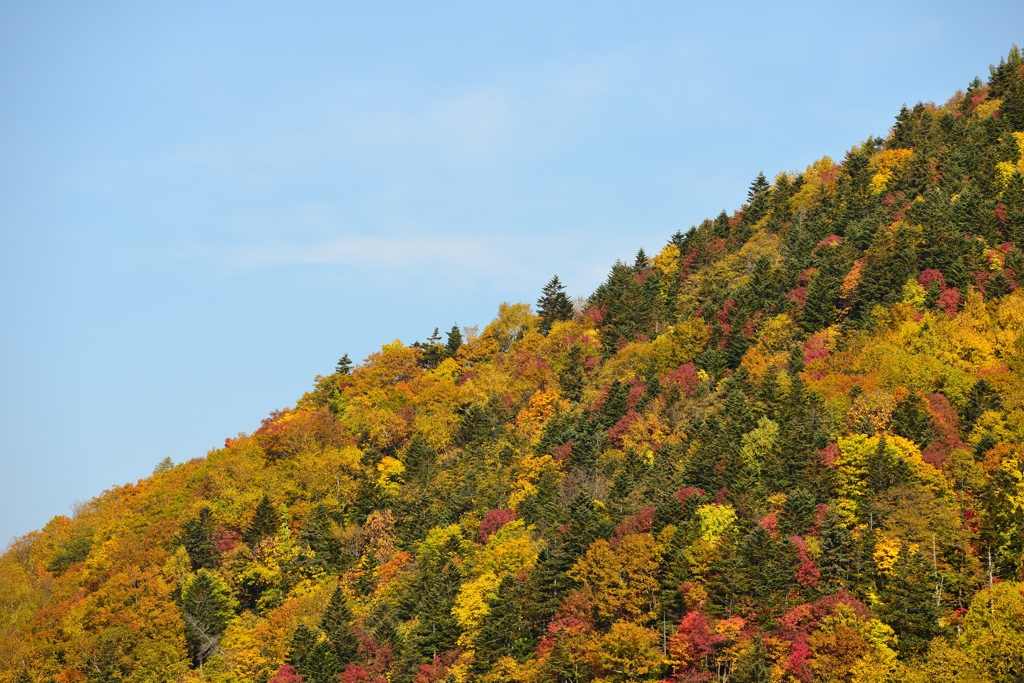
[4,47,1024,683]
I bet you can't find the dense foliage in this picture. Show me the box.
[5,48,1024,683]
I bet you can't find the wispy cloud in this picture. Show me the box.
[111,51,645,295]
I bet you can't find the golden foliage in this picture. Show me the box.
[868,149,914,194]
[567,534,661,624]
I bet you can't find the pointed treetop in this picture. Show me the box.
[634,249,648,271]
[446,325,463,356]
[748,171,770,202]
[336,353,353,375]
[320,584,359,663]
[542,274,564,294]
[243,494,281,547]
[713,210,731,238]
[537,275,574,335]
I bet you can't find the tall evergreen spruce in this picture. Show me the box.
[445,324,463,356]
[875,546,947,656]
[286,624,318,675]
[745,171,771,222]
[818,508,853,588]
[336,353,353,375]
[180,569,237,666]
[178,506,217,570]
[558,345,585,402]
[890,392,937,447]
[243,494,280,547]
[537,275,574,334]
[418,327,447,369]
[473,575,541,672]
[299,503,343,569]
[321,585,359,665]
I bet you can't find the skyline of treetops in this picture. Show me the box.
[4,46,1024,683]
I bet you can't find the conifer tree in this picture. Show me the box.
[875,545,947,656]
[818,508,853,588]
[178,506,217,570]
[243,494,280,547]
[537,275,574,334]
[769,174,793,227]
[633,248,649,271]
[738,525,793,610]
[600,379,630,429]
[712,210,731,239]
[336,353,353,375]
[445,324,463,356]
[670,228,691,254]
[299,504,342,569]
[866,438,912,496]
[374,617,400,652]
[564,492,613,558]
[801,240,846,331]
[744,171,771,225]
[403,549,462,668]
[180,569,238,666]
[589,261,651,354]
[558,345,585,403]
[418,327,447,369]
[891,392,936,447]
[473,575,540,673]
[286,625,318,674]
[962,379,1002,429]
[321,585,359,665]
[302,640,342,683]
[353,552,379,597]
[401,434,436,484]
[781,488,817,536]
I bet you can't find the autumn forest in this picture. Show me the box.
[5,47,1024,683]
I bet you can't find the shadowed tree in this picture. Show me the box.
[243,494,280,547]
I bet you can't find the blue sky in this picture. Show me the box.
[1,1,1021,544]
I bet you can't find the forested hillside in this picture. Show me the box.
[5,48,1024,683]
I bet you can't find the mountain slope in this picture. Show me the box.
[4,47,1024,683]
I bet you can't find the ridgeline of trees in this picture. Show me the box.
[5,47,1024,683]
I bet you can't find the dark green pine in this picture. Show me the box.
[419,327,447,369]
[302,639,342,683]
[178,506,217,570]
[298,503,343,569]
[286,624,318,674]
[961,379,1002,430]
[321,585,359,665]
[537,275,575,334]
[445,324,463,356]
[336,353,353,375]
[557,345,585,403]
[243,494,280,547]
[875,545,947,656]
[890,392,937,448]
[744,171,771,226]
[473,574,541,673]
[818,508,853,588]
[780,488,817,536]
